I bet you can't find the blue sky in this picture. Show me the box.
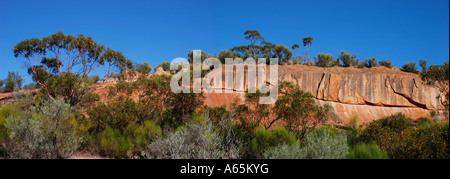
[0,0,449,85]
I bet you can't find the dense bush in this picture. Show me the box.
[402,62,417,73]
[273,82,332,139]
[337,50,356,67]
[144,113,241,159]
[264,127,349,159]
[363,113,413,134]
[300,127,349,159]
[250,126,297,158]
[263,144,304,159]
[416,117,432,128]
[2,99,80,159]
[421,60,449,84]
[346,142,389,159]
[378,60,392,68]
[217,111,245,159]
[135,62,152,75]
[87,97,151,133]
[98,121,161,158]
[365,58,378,68]
[316,53,337,67]
[235,81,332,141]
[0,93,36,156]
[361,113,448,159]
[0,104,20,140]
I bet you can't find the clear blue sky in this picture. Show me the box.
[0,0,449,85]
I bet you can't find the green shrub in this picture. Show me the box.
[416,117,432,128]
[378,60,392,68]
[99,127,129,157]
[3,99,80,159]
[124,121,162,147]
[301,128,349,159]
[250,126,296,158]
[40,72,93,106]
[363,113,412,136]
[218,111,244,159]
[87,97,150,132]
[79,92,100,107]
[402,62,417,73]
[356,60,366,68]
[144,113,240,159]
[361,113,448,159]
[98,121,161,158]
[287,59,295,65]
[365,58,378,68]
[207,105,231,123]
[316,53,335,67]
[421,60,449,85]
[437,122,449,157]
[346,142,389,159]
[0,104,20,139]
[263,144,305,159]
[349,115,358,128]
[264,127,349,159]
[337,50,356,67]
[273,82,332,139]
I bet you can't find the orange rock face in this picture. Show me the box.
[316,100,431,125]
[276,65,444,109]
[201,64,446,124]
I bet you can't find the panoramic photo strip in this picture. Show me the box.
[0,0,449,176]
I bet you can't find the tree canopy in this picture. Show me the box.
[13,31,129,103]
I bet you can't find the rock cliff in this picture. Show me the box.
[276,65,444,110]
[203,64,446,124]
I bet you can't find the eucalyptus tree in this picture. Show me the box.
[292,37,314,63]
[244,30,265,58]
[135,62,152,75]
[419,59,428,71]
[100,49,133,81]
[2,71,23,92]
[272,45,293,65]
[13,31,128,104]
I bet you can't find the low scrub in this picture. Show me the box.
[98,121,161,158]
[346,142,389,159]
[263,144,304,159]
[143,113,241,159]
[300,127,349,159]
[263,127,349,159]
[1,99,80,159]
[250,126,297,158]
[361,113,449,159]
